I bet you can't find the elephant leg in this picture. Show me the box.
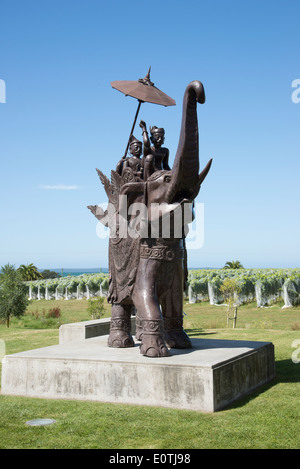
[132,259,169,358]
[138,316,169,357]
[163,311,192,349]
[108,303,135,348]
[159,263,192,349]
[135,315,143,341]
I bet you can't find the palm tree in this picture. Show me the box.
[18,263,42,281]
[223,260,244,269]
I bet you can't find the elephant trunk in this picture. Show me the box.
[166,80,207,204]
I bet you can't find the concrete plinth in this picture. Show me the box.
[59,317,136,344]
[1,335,275,412]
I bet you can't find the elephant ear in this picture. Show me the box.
[96,168,118,206]
[87,169,121,226]
[110,170,122,192]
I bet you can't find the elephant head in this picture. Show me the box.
[118,80,212,231]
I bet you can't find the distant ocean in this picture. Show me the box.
[40,266,210,277]
[43,268,109,277]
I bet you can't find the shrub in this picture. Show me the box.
[87,296,105,319]
[46,307,61,319]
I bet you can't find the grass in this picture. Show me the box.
[0,298,299,449]
[24,297,111,326]
[184,299,300,331]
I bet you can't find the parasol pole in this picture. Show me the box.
[123,99,143,159]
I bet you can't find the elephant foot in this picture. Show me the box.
[163,317,192,349]
[139,319,170,358]
[164,330,192,349]
[108,316,135,348]
[140,335,170,357]
[108,330,135,348]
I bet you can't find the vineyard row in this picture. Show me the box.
[26,269,300,308]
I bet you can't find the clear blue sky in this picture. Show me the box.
[0,0,299,270]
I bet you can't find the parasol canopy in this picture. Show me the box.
[111,68,176,157]
[111,68,176,107]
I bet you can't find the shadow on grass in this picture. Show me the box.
[184,328,217,337]
[275,359,300,383]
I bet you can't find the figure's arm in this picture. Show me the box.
[116,159,124,174]
[163,148,170,170]
[139,120,150,156]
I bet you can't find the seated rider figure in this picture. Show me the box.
[139,120,170,180]
[116,135,143,180]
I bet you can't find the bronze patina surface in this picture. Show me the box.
[88,76,212,358]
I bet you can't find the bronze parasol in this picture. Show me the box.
[111,67,176,158]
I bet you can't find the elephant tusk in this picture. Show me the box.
[198,159,213,185]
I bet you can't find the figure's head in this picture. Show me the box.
[150,126,165,146]
[129,135,142,157]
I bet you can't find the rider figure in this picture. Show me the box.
[139,120,170,180]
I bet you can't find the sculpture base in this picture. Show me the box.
[1,335,275,412]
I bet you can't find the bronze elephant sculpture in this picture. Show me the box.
[88,80,212,357]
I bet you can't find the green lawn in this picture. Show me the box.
[0,299,299,449]
[183,299,300,331]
